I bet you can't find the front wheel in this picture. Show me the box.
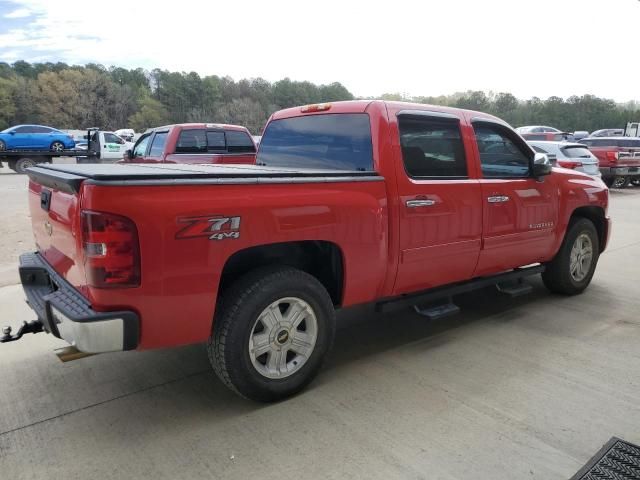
[0,140,6,152]
[208,267,336,402]
[542,218,600,295]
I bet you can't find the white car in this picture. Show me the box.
[527,140,601,178]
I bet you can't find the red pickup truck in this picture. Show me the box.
[6,101,610,402]
[123,123,257,165]
[579,137,640,187]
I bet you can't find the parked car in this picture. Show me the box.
[8,101,610,401]
[123,123,257,165]
[527,140,601,178]
[591,128,623,138]
[516,125,571,141]
[579,137,640,187]
[0,124,75,152]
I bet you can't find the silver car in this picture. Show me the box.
[527,141,601,178]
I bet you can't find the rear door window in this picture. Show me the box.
[226,130,256,153]
[257,113,374,171]
[148,132,168,157]
[398,114,467,178]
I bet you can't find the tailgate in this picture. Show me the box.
[28,178,87,294]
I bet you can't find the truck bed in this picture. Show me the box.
[27,163,382,193]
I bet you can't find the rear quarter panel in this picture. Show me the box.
[81,179,388,349]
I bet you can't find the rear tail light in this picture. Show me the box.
[81,210,140,288]
[606,151,619,162]
[557,160,582,169]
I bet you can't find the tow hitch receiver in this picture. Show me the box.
[0,320,44,344]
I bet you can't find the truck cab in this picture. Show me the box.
[85,130,133,163]
[124,123,257,165]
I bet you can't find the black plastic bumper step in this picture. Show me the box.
[496,280,533,298]
[570,437,640,480]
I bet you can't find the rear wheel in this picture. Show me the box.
[631,178,640,187]
[50,141,64,152]
[208,266,336,402]
[0,140,6,152]
[542,217,600,295]
[607,176,630,188]
[14,157,37,174]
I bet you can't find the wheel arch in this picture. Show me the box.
[570,206,607,252]
[218,241,345,307]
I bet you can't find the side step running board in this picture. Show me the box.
[414,299,460,321]
[375,264,544,314]
[496,280,534,297]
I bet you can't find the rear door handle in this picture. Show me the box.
[487,195,510,203]
[406,199,436,208]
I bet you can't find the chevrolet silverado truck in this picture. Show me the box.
[3,101,610,402]
[122,123,257,165]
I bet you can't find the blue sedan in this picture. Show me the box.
[0,124,76,152]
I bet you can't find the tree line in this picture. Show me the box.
[0,61,638,134]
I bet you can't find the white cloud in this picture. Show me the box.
[4,8,31,18]
[3,0,640,102]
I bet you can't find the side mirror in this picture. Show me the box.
[126,149,134,160]
[532,152,552,178]
[8,131,15,135]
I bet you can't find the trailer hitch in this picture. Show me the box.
[0,320,43,343]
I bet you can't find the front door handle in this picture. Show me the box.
[487,195,510,203]
[406,199,436,208]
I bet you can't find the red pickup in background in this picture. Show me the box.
[123,123,257,165]
[579,136,640,187]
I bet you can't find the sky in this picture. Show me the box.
[0,0,638,102]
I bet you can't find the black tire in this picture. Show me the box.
[617,177,631,188]
[603,177,614,188]
[631,178,640,187]
[50,141,64,152]
[208,266,336,402]
[0,140,6,152]
[542,217,600,295]
[14,157,37,174]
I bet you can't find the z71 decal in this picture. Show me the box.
[176,215,241,240]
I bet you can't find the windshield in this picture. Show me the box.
[257,113,374,171]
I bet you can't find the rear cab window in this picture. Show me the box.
[257,113,374,171]
[226,130,256,153]
[174,128,255,154]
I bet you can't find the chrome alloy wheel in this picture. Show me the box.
[248,297,318,379]
[569,233,593,282]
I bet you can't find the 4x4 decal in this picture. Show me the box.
[176,215,241,240]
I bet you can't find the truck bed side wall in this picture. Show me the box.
[81,180,388,349]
